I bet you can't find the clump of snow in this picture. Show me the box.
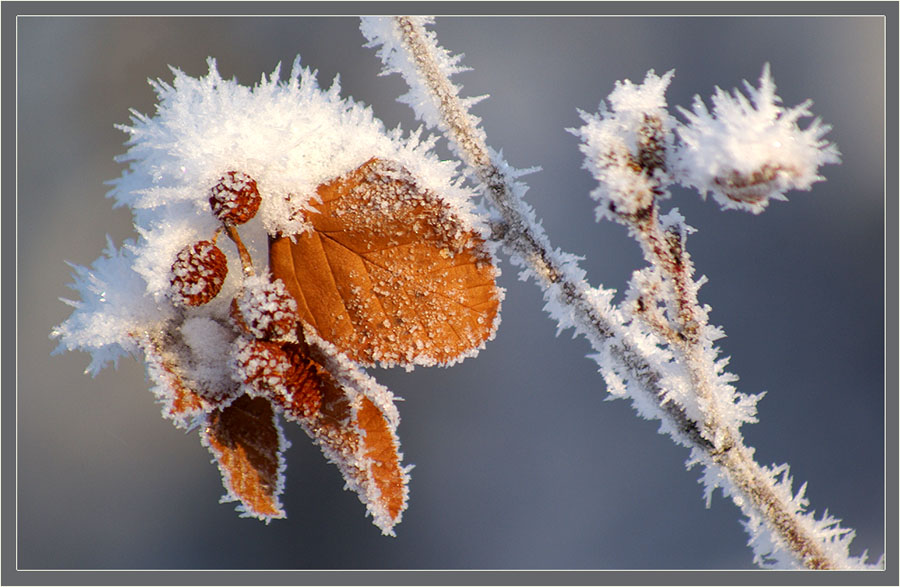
[674,64,841,213]
[180,316,236,394]
[571,70,676,222]
[51,237,172,375]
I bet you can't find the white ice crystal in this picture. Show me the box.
[52,236,172,375]
[180,316,235,395]
[674,64,841,214]
[571,70,676,221]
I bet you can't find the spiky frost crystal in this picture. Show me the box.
[674,64,841,213]
[572,70,677,221]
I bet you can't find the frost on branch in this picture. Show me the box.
[360,16,487,146]
[371,14,875,568]
[674,64,841,214]
[572,65,875,568]
[573,70,677,222]
[51,56,502,534]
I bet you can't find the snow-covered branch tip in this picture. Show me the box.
[51,55,504,536]
[675,63,841,214]
[364,15,876,569]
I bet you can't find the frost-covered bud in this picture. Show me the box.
[572,70,676,222]
[710,164,789,208]
[209,171,261,225]
[231,275,298,341]
[637,114,668,175]
[230,337,322,417]
[674,64,840,214]
[169,240,228,306]
[231,336,293,396]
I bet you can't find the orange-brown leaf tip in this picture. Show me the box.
[202,394,287,522]
[355,395,410,533]
[274,335,409,534]
[269,158,501,368]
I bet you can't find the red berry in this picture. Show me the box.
[209,171,261,225]
[231,276,299,341]
[169,240,228,306]
[232,337,292,394]
[231,338,322,417]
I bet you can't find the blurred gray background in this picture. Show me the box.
[18,15,884,570]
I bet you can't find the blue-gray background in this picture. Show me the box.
[17,15,885,570]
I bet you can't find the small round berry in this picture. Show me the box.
[209,171,262,225]
[232,276,299,341]
[169,240,228,306]
[231,338,322,417]
[231,336,292,396]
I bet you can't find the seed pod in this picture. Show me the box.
[169,240,228,306]
[209,171,262,225]
[231,337,292,395]
[231,337,322,417]
[231,276,299,341]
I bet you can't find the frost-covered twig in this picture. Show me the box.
[362,15,875,569]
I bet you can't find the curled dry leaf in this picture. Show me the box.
[202,394,287,521]
[273,338,409,533]
[136,329,232,428]
[270,158,501,367]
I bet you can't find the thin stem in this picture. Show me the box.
[630,203,722,440]
[392,15,838,569]
[223,223,255,277]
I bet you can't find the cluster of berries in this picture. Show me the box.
[169,170,262,306]
[166,171,321,417]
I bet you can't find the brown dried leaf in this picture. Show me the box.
[274,340,409,534]
[355,394,406,522]
[203,394,286,521]
[270,158,500,367]
[136,331,214,428]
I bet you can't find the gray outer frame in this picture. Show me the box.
[7,1,896,585]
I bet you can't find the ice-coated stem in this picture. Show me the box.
[388,15,847,569]
[223,223,255,278]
